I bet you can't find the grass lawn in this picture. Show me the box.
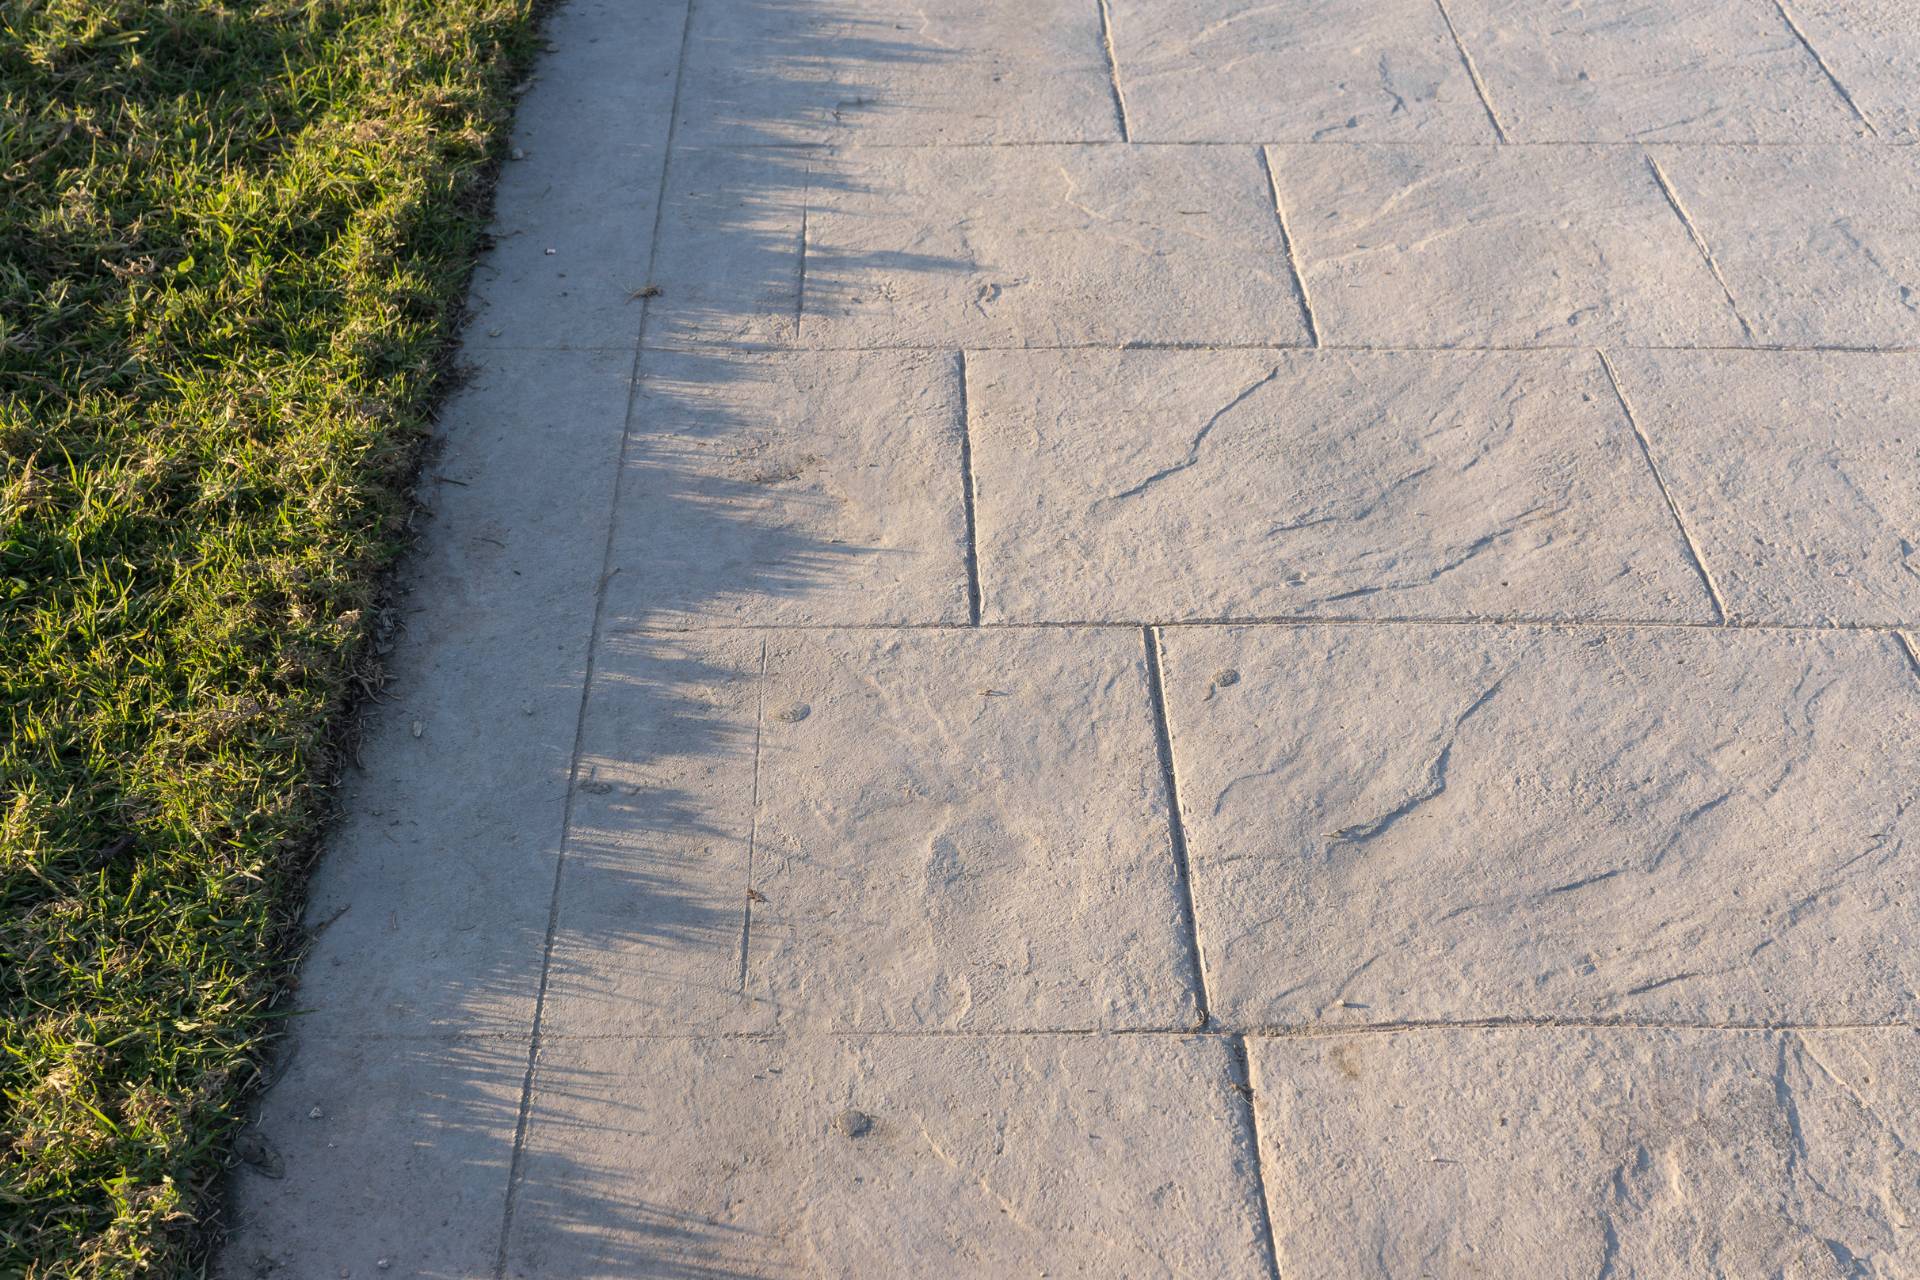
[1,0,546,1271]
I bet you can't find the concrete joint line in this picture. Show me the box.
[492,0,702,1272]
[1142,625,1212,1029]
[957,351,984,625]
[1898,632,1920,683]
[508,1018,1920,1043]
[1432,0,1508,143]
[1643,151,1756,344]
[1259,148,1320,347]
[483,1019,1920,1046]
[1242,1017,1920,1036]
[634,338,1920,357]
[1235,1035,1285,1280]
[737,639,771,993]
[1770,0,1878,137]
[605,615,1919,637]
[793,164,812,336]
[654,138,1910,153]
[1095,0,1131,142]
[1598,350,1731,625]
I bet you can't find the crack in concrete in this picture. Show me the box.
[1325,674,1507,848]
[1097,365,1282,506]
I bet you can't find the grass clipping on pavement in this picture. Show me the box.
[1,1,544,1271]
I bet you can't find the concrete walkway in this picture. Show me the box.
[220,1,1920,1275]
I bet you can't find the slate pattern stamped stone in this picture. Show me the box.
[746,627,1200,1031]
[543,627,1202,1036]
[504,1034,1273,1278]
[967,347,1715,624]
[1652,145,1920,349]
[219,0,1920,1272]
[1442,0,1869,142]
[1788,0,1920,140]
[1609,349,1920,626]
[674,0,1120,145]
[800,145,1314,348]
[1268,144,1748,347]
[1252,1028,1920,1280]
[1160,624,1920,1027]
[539,629,769,1037]
[648,145,1314,350]
[1107,0,1498,142]
[602,348,971,629]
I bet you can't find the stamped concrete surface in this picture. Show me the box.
[1108,0,1498,143]
[968,347,1716,623]
[1651,144,1920,348]
[540,627,1202,1037]
[1441,0,1869,142]
[1269,143,1751,348]
[220,0,1920,1276]
[603,348,972,628]
[505,1034,1272,1276]
[1255,1028,1920,1279]
[1160,624,1920,1028]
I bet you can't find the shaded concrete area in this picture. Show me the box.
[218,0,1920,1276]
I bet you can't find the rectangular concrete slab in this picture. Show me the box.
[1107,0,1498,143]
[1269,144,1747,347]
[542,628,1202,1036]
[1443,0,1867,142]
[290,347,637,1039]
[218,1034,526,1280]
[504,1033,1273,1278]
[801,146,1313,347]
[1609,349,1920,626]
[674,0,1120,145]
[648,145,1314,349]
[541,629,768,1037]
[601,348,970,629]
[748,628,1201,1030]
[460,0,684,350]
[637,145,819,351]
[1159,624,1920,1027]
[1253,1028,1920,1280]
[1789,0,1920,140]
[967,348,1715,624]
[1652,145,1920,349]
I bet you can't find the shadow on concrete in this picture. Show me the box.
[221,1,979,1277]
